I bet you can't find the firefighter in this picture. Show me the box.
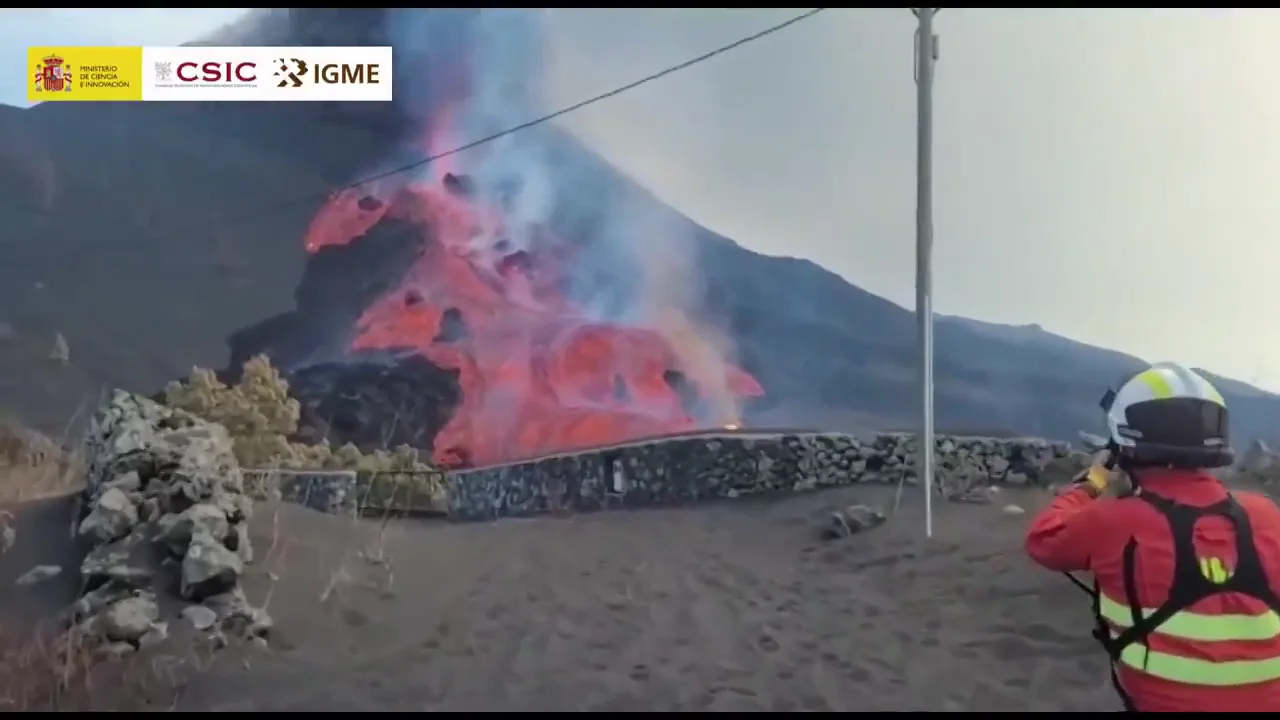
[1025,361,1280,712]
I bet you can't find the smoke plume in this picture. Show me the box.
[385,9,743,426]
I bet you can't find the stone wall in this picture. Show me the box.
[67,390,271,658]
[446,431,1074,522]
[240,468,446,517]
[76,388,1081,530]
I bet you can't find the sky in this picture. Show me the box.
[3,9,1279,389]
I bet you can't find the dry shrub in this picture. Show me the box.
[162,355,444,508]
[0,419,83,505]
[0,621,193,711]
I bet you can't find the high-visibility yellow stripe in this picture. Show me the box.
[1199,556,1233,584]
[1100,592,1280,642]
[1135,368,1176,399]
[1115,639,1280,686]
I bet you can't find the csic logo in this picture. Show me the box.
[175,61,257,84]
[151,59,257,87]
[274,58,309,88]
[273,57,384,89]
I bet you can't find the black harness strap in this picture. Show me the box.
[1079,491,1280,712]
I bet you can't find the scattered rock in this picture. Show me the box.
[821,504,887,540]
[181,604,219,631]
[948,486,997,505]
[49,331,69,365]
[205,587,274,638]
[15,564,63,586]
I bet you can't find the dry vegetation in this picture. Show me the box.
[0,418,82,507]
[162,355,435,475]
[163,355,446,513]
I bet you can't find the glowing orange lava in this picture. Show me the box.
[301,119,762,468]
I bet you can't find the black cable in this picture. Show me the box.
[192,8,827,232]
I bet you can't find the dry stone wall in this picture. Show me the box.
[446,431,1075,522]
[70,390,272,658]
[239,468,447,517]
[74,388,1082,535]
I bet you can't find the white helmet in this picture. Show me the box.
[1100,361,1233,469]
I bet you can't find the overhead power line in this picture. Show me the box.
[202,8,827,231]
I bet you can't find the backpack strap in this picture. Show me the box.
[1088,491,1280,711]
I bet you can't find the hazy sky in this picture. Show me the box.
[4,9,1279,388]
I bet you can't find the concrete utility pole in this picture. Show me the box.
[912,8,940,539]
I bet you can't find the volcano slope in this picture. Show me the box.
[2,10,1280,448]
[1,483,1120,712]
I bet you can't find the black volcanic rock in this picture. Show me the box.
[226,215,424,372]
[289,353,460,454]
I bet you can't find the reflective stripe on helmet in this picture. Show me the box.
[1134,368,1178,400]
[1100,591,1280,685]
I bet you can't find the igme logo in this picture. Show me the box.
[274,57,308,88]
[273,57,383,88]
[315,62,382,85]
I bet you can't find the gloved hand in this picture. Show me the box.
[1071,448,1114,497]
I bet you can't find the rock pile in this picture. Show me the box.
[67,390,270,657]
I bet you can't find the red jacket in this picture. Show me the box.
[1026,469,1280,712]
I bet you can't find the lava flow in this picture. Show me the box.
[302,173,763,469]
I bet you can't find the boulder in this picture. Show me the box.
[821,504,887,540]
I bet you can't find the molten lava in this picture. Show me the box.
[302,175,763,469]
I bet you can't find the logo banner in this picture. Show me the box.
[28,46,393,103]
